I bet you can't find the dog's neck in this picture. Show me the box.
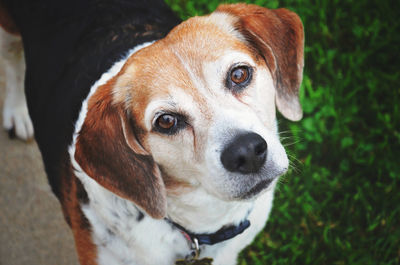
[165,187,254,233]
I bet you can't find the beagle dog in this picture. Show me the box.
[0,0,304,264]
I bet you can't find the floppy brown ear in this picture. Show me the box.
[216,4,304,121]
[74,81,166,219]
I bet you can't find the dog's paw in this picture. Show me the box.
[2,101,34,141]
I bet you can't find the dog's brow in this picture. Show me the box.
[166,100,177,108]
[155,99,177,111]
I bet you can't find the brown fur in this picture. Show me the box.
[57,160,97,265]
[75,78,167,219]
[66,179,98,265]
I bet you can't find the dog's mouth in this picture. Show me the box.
[238,178,274,200]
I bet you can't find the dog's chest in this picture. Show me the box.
[78,176,188,265]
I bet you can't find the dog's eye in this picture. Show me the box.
[153,113,186,135]
[227,65,252,92]
[231,67,249,84]
[157,114,176,130]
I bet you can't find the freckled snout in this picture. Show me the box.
[220,132,268,174]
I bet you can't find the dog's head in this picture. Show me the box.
[74,4,304,219]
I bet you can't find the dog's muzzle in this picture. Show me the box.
[220,132,268,174]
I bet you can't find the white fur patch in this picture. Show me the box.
[206,12,246,43]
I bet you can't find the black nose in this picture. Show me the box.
[220,132,268,174]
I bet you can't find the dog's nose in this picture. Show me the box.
[221,132,268,174]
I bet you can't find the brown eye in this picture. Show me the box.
[231,66,249,84]
[226,65,252,92]
[156,114,176,130]
[153,113,187,135]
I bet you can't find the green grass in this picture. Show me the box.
[165,0,400,264]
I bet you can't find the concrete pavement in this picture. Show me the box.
[0,72,79,265]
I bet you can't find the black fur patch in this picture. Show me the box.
[136,210,144,222]
[76,177,89,204]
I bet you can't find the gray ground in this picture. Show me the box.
[0,73,79,264]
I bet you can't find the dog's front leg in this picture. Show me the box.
[0,27,33,140]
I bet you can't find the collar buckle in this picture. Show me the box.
[189,237,200,260]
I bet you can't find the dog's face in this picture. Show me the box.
[114,14,288,200]
[74,4,304,218]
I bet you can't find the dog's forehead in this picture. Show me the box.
[114,14,258,120]
[134,15,253,73]
[163,14,249,59]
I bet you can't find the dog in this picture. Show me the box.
[0,0,304,264]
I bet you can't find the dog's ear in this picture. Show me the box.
[216,4,304,121]
[74,81,166,219]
